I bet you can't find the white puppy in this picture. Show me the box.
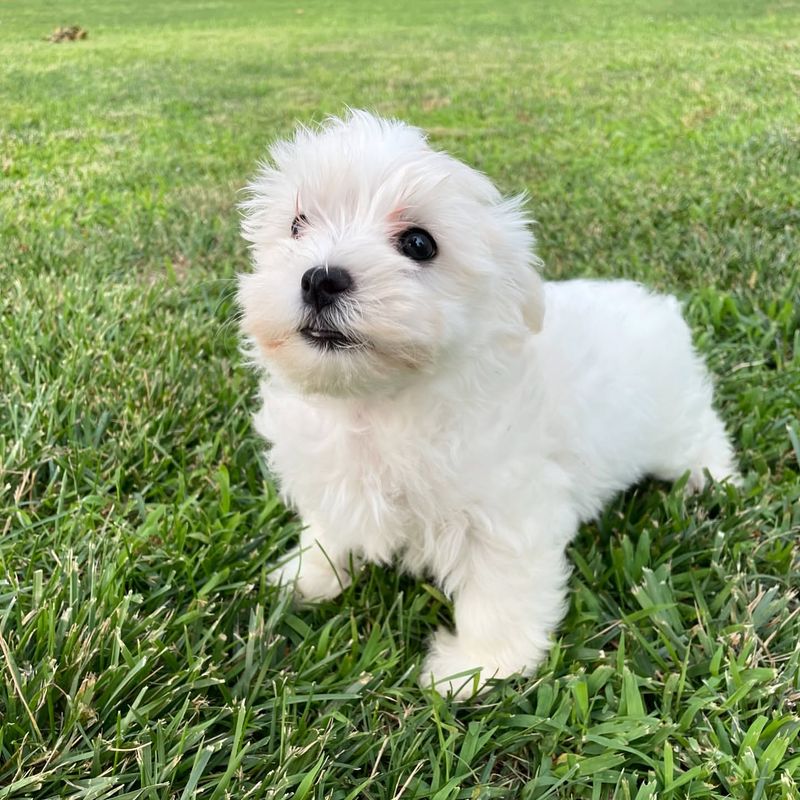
[237,110,738,697]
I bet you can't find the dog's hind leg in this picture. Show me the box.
[651,407,740,492]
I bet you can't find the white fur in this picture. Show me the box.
[237,111,738,697]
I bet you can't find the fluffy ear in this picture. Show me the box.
[492,195,546,334]
[518,261,546,333]
[444,162,546,334]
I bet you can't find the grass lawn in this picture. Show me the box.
[2,0,800,797]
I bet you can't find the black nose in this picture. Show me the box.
[301,266,353,312]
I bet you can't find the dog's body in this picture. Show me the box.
[239,112,737,695]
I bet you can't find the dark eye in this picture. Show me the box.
[397,227,437,262]
[291,214,308,238]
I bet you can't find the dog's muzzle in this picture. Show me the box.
[298,265,363,350]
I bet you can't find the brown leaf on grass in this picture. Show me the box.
[47,25,88,43]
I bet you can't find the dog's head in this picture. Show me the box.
[238,110,544,396]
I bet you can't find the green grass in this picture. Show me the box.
[2,0,799,797]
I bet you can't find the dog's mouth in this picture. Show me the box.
[300,325,363,351]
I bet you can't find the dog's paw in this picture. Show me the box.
[420,629,502,699]
[266,544,350,602]
[266,545,303,590]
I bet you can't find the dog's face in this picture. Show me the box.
[238,111,544,396]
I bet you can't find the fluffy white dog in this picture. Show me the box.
[237,110,738,697]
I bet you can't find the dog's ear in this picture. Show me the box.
[517,262,546,333]
[447,164,546,334]
[491,195,546,334]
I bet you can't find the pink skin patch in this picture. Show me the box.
[387,206,411,236]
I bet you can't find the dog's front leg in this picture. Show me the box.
[268,520,356,602]
[422,535,571,698]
